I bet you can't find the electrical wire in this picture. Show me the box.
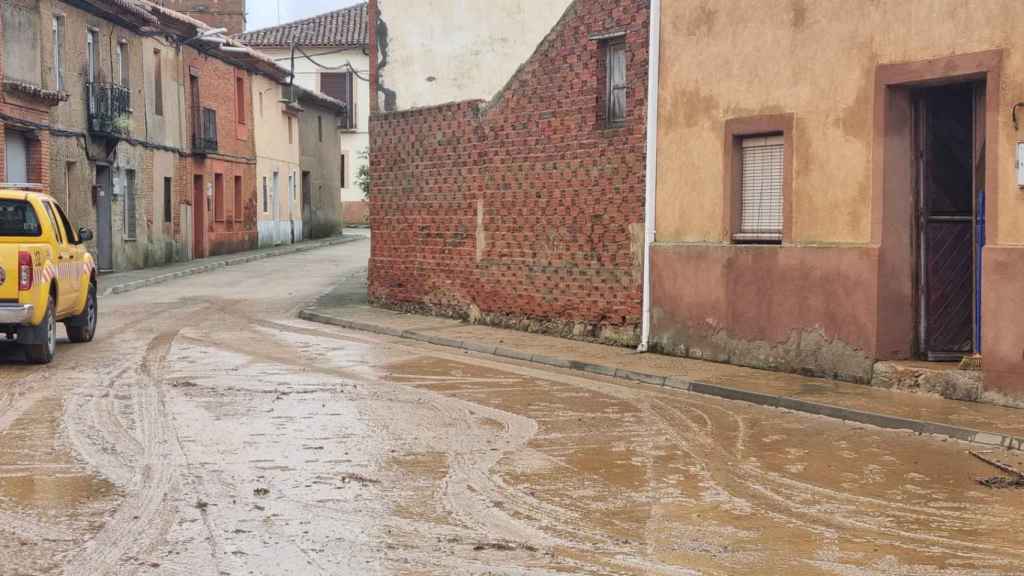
[291,44,370,82]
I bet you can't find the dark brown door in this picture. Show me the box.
[193,175,205,259]
[917,83,977,360]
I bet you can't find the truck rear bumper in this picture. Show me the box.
[0,304,34,325]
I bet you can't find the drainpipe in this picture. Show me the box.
[638,0,661,353]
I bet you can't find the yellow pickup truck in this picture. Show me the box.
[0,188,97,364]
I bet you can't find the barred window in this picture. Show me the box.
[735,135,784,243]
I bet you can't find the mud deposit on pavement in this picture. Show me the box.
[2,241,1023,575]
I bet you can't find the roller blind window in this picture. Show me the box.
[736,134,784,243]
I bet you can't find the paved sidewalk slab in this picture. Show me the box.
[300,302,1024,451]
[100,235,364,297]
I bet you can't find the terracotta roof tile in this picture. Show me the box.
[236,3,368,49]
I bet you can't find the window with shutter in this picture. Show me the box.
[736,135,784,242]
[321,72,354,129]
[605,40,627,125]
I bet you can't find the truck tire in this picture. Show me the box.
[67,283,97,343]
[25,296,56,364]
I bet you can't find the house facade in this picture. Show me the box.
[1,0,64,190]
[296,86,344,240]
[238,4,369,227]
[251,73,301,247]
[650,1,1024,398]
[367,0,649,344]
[371,0,574,111]
[147,3,290,260]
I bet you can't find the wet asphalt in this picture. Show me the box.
[1,238,1022,575]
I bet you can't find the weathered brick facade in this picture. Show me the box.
[369,0,649,345]
[183,49,258,258]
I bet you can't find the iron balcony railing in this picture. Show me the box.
[86,82,131,137]
[192,107,218,154]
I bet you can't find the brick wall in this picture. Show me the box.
[184,48,257,257]
[368,0,649,345]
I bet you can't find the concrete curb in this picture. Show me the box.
[298,307,1024,452]
[100,236,362,297]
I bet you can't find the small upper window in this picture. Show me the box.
[116,40,128,88]
[735,134,785,243]
[236,76,245,124]
[604,39,627,125]
[52,15,65,91]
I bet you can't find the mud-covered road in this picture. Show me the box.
[2,238,1023,575]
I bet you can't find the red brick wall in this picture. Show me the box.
[368,0,649,345]
[184,49,257,257]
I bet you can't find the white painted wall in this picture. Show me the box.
[259,46,370,206]
[376,0,574,110]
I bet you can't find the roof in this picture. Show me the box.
[140,1,292,82]
[293,85,348,115]
[235,3,368,49]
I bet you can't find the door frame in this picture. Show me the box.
[872,50,1001,361]
[912,83,982,360]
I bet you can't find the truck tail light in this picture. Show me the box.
[18,251,33,291]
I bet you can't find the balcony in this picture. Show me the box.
[86,82,131,137]
[192,107,218,155]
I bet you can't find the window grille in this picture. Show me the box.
[736,135,784,242]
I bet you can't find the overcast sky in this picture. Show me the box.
[246,0,363,32]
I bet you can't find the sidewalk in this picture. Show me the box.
[100,234,365,297]
[300,293,1024,452]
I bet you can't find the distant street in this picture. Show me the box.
[1,238,1023,575]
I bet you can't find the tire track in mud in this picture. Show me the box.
[644,398,1024,569]
[63,303,215,575]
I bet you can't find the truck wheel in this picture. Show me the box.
[25,296,56,364]
[67,284,97,343]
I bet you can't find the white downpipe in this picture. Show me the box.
[638,0,661,352]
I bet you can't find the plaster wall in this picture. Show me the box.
[251,73,300,247]
[260,46,369,207]
[375,0,573,111]
[657,0,1024,246]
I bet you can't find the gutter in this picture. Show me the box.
[639,0,661,352]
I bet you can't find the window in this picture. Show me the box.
[153,49,163,116]
[0,199,42,237]
[52,15,64,91]
[340,153,347,189]
[43,201,64,244]
[86,30,97,83]
[116,40,128,87]
[236,76,245,124]
[234,175,242,222]
[287,116,293,144]
[259,90,263,117]
[271,171,279,215]
[604,39,627,125]
[53,202,78,244]
[163,177,172,224]
[725,116,792,244]
[736,135,784,242]
[317,115,323,142]
[124,169,137,240]
[214,173,225,222]
[4,130,28,184]
[321,72,355,129]
[262,176,269,213]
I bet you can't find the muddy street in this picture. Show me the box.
[0,238,1022,575]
